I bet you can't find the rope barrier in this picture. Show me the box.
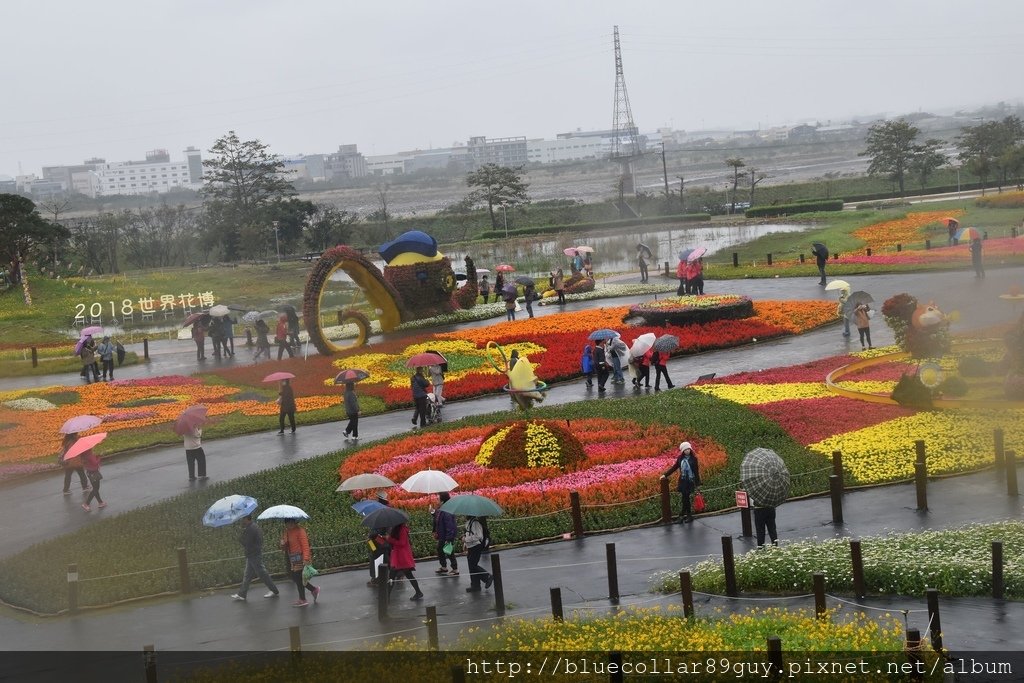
[690,590,817,601]
[490,509,571,522]
[826,593,928,614]
[582,495,660,509]
[503,560,607,573]
[78,565,176,583]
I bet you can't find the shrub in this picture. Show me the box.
[975,191,1024,208]
[744,200,843,218]
[627,295,754,327]
[937,375,968,397]
[958,355,993,377]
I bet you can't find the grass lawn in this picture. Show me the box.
[0,352,140,377]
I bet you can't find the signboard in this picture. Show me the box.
[735,490,749,509]
[73,291,216,321]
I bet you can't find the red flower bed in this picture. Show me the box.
[701,356,860,386]
[749,397,916,445]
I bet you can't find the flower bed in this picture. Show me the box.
[626,294,754,326]
[852,210,962,250]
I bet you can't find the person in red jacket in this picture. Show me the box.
[685,258,704,294]
[80,448,106,512]
[376,522,423,600]
[280,519,318,607]
[275,315,294,360]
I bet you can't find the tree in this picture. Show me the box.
[465,164,530,229]
[124,205,199,268]
[725,158,745,213]
[305,205,358,251]
[266,198,317,257]
[908,139,946,191]
[373,182,393,240]
[957,117,1024,193]
[201,131,295,260]
[748,168,769,206]
[0,194,68,304]
[859,120,920,196]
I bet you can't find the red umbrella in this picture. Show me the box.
[334,369,371,383]
[174,405,208,435]
[262,371,296,382]
[406,352,446,368]
[63,432,107,461]
[181,312,209,328]
[495,264,516,272]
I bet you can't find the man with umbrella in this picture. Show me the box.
[812,242,829,286]
[741,448,790,548]
[637,244,651,283]
[231,513,280,601]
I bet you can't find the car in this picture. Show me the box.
[301,251,322,262]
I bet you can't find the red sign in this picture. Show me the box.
[735,491,749,508]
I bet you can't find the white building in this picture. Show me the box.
[83,147,203,197]
[526,137,608,164]
[365,153,409,175]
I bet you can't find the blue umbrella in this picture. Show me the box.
[351,500,386,517]
[202,495,258,528]
[679,248,694,262]
[588,328,619,341]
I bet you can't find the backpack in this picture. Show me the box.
[479,518,492,551]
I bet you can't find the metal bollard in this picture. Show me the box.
[994,428,1005,468]
[31,347,38,367]
[609,652,624,683]
[897,243,902,252]
[426,605,439,650]
[906,629,922,682]
[732,252,739,267]
[766,253,773,266]
[829,474,844,525]
[866,248,872,256]
[680,571,694,618]
[832,450,845,490]
[722,536,738,597]
[143,338,150,360]
[143,644,157,683]
[850,540,866,599]
[377,566,389,621]
[491,554,505,616]
[176,547,190,594]
[925,239,931,250]
[606,543,619,604]
[767,636,783,676]
[569,491,584,539]
[813,573,826,619]
[550,587,563,621]
[799,253,805,263]
[915,462,928,511]
[289,625,301,655]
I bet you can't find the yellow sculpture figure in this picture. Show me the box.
[486,341,548,410]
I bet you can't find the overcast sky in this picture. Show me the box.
[3,0,1022,177]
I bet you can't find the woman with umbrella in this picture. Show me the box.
[661,441,701,523]
[280,518,319,607]
[478,274,490,304]
[60,432,91,495]
[79,336,99,383]
[253,318,272,360]
[493,271,505,304]
[515,276,537,318]
[277,377,297,435]
[853,301,873,350]
[685,249,706,295]
[812,242,829,286]
[651,335,678,391]
[343,380,361,441]
[410,367,431,430]
[178,406,208,482]
[374,520,424,600]
[502,283,517,322]
[741,448,790,548]
[463,515,493,593]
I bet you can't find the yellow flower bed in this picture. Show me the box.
[693,381,895,405]
[524,421,562,468]
[475,425,513,467]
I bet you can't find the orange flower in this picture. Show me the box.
[853,210,963,250]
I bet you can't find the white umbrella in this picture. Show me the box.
[209,304,230,317]
[824,280,850,292]
[400,469,459,494]
[257,504,309,520]
[336,473,396,492]
[630,332,657,358]
[202,495,258,528]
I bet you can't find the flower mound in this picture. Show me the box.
[627,294,754,326]
[476,420,586,470]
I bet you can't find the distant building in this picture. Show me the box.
[467,135,528,168]
[365,153,409,175]
[64,147,204,198]
[324,144,367,180]
[526,137,607,163]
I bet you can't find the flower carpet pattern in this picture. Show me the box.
[852,209,962,250]
[339,419,728,514]
[693,350,1024,483]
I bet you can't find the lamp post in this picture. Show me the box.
[272,220,280,263]
[500,202,508,239]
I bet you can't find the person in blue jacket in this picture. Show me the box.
[432,492,459,576]
[581,343,594,389]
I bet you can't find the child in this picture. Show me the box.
[853,302,873,350]
[580,344,594,389]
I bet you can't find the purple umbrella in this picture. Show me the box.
[80,326,104,337]
[74,335,93,355]
[60,415,103,434]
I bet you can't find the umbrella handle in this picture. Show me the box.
[485,341,510,373]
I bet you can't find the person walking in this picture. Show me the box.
[224,316,236,357]
[79,338,99,383]
[428,362,445,405]
[80,447,105,512]
[275,315,294,360]
[583,252,593,278]
[493,272,504,304]
[184,424,207,482]
[253,319,271,360]
[594,339,609,393]
[853,302,873,350]
[463,516,493,593]
[60,433,90,495]
[635,348,653,389]
[367,492,390,586]
[375,522,423,600]
[277,378,296,434]
[410,367,430,430]
[685,258,705,295]
[608,336,628,385]
[676,260,688,296]
[97,336,115,381]
[580,343,595,389]
[432,492,458,576]
[815,247,828,286]
[503,290,517,322]
[651,349,675,391]
[970,237,985,279]
[838,289,852,338]
[523,282,536,318]
[638,252,648,283]
[192,320,207,361]
[343,381,360,441]
[661,442,701,523]
[753,500,779,548]
[553,268,565,305]
[210,317,226,360]
[286,310,302,351]
[280,519,319,607]
[479,275,490,304]
[231,515,279,601]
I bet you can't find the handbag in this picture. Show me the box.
[442,541,454,555]
[692,491,706,513]
[302,564,319,582]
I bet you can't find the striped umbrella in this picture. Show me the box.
[740,448,791,508]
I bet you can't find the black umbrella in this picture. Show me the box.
[811,242,828,257]
[281,304,297,314]
[843,291,874,316]
[501,283,518,297]
[360,506,409,529]
[514,276,534,286]
[652,334,680,353]
[637,243,653,258]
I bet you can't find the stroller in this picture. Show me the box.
[425,392,443,424]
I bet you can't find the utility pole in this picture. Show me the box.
[677,176,685,212]
[661,142,670,205]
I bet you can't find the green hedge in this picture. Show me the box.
[744,200,844,218]
[477,213,711,239]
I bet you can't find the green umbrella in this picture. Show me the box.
[439,494,504,517]
[740,448,791,508]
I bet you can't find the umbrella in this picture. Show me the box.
[514,276,534,286]
[574,246,594,253]
[652,334,680,353]
[81,325,104,337]
[740,447,791,508]
[336,473,396,491]
[562,247,580,257]
[686,247,707,262]
[406,352,446,368]
[440,494,504,517]
[174,405,208,436]
[495,264,516,273]
[630,332,657,358]
[181,312,210,328]
[943,217,959,226]
[74,336,92,355]
[843,290,874,315]
[475,268,490,275]
[361,506,409,529]
[202,495,258,528]
[209,304,230,317]
[400,469,459,494]
[262,371,296,382]
[334,368,371,384]
[60,414,102,434]
[679,248,694,262]
[637,243,653,258]
[241,311,261,324]
[424,349,449,372]
[501,283,518,297]
[281,304,297,314]
[588,328,619,341]
[824,280,851,292]
[351,500,386,517]
[258,504,310,521]
[63,432,107,461]
[259,310,279,320]
[956,226,982,241]
[811,242,828,257]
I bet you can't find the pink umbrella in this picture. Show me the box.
[174,405,208,436]
[74,336,92,355]
[63,432,107,461]
[562,247,580,256]
[495,264,516,272]
[60,415,103,434]
[687,247,707,262]
[262,371,296,382]
[80,326,104,337]
[406,352,446,368]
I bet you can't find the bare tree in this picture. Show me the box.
[748,168,769,206]
[373,182,392,240]
[725,158,746,213]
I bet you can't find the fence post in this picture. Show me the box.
[606,543,619,605]
[663,261,670,276]
[850,540,866,600]
[176,547,190,594]
[1006,450,1019,497]
[550,587,563,621]
[722,536,738,597]
[31,347,38,367]
[732,252,739,267]
[450,665,466,683]
[813,573,826,619]
[660,477,672,524]
[767,636,783,676]
[925,588,942,653]
[992,541,1004,600]
[829,474,844,525]
[766,253,773,266]
[491,554,505,616]
[377,566,389,621]
[426,605,439,650]
[994,427,1005,468]
[67,563,79,613]
[289,625,301,656]
[866,248,872,256]
[740,507,753,538]
[680,571,694,618]
[914,441,928,511]
[925,239,931,250]
[143,644,157,683]
[897,243,902,252]
[569,491,584,539]
[799,253,805,263]
[832,450,844,490]
[609,652,624,683]
[143,338,150,360]
[906,628,922,682]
